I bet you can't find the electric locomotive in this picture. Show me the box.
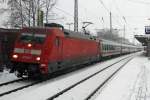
[11,23,100,77]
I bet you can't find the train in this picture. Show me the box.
[10,23,142,77]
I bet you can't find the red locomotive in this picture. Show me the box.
[10,23,141,77]
[11,23,100,77]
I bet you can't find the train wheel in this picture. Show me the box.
[15,71,23,78]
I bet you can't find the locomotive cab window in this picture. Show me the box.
[19,33,46,44]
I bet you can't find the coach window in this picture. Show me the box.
[55,37,60,46]
[105,45,107,51]
[104,44,106,51]
[102,44,104,50]
[106,44,109,51]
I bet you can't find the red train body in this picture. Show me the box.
[11,24,100,77]
[10,23,142,77]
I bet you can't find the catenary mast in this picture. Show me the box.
[74,0,78,32]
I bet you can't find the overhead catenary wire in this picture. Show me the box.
[54,0,140,34]
[98,0,110,13]
[110,0,137,35]
[98,0,137,31]
[97,0,125,27]
[53,6,85,23]
[54,0,125,30]
[127,0,150,5]
[113,0,127,23]
[97,0,140,43]
[54,7,74,17]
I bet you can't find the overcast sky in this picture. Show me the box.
[51,0,150,43]
[0,0,150,43]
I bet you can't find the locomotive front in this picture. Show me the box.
[11,29,48,77]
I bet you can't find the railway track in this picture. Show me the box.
[0,79,25,87]
[0,78,43,97]
[46,55,134,100]
[0,53,138,99]
[85,58,132,100]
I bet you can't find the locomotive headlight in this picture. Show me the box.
[27,43,32,47]
[36,57,40,61]
[12,54,18,59]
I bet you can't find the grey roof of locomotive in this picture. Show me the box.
[64,29,96,41]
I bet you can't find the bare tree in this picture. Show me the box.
[45,0,57,23]
[5,0,57,28]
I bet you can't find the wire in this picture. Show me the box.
[54,6,85,22]
[127,0,150,5]
[112,0,134,31]
[113,0,126,23]
[97,0,124,27]
[54,7,74,17]
[98,0,110,13]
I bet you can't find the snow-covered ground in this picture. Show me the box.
[96,54,150,100]
[0,52,145,100]
[53,56,131,100]
[0,69,18,84]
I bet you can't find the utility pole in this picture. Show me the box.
[74,0,78,32]
[123,24,126,43]
[110,12,112,34]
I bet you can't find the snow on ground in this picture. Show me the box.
[53,57,130,100]
[0,69,18,84]
[0,53,137,100]
[95,54,150,100]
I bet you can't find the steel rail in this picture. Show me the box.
[0,78,27,87]
[47,55,134,100]
[85,57,133,100]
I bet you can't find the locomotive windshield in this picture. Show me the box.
[19,33,46,43]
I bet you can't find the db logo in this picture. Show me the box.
[22,56,31,59]
[24,49,30,53]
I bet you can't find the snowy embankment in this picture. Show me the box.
[0,52,141,100]
[52,55,131,100]
[0,69,18,84]
[96,54,150,100]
